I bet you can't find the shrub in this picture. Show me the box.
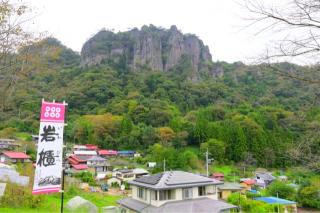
[267,181,296,201]
[0,182,46,209]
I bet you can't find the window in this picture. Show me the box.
[159,190,174,200]
[183,188,193,199]
[137,187,146,200]
[198,186,206,196]
[151,190,158,200]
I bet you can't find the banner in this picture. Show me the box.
[32,100,66,194]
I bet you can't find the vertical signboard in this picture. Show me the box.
[32,100,66,194]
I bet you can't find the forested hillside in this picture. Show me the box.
[1,27,320,172]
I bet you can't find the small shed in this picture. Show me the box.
[0,151,31,163]
[217,182,245,200]
[211,173,224,181]
[254,197,297,213]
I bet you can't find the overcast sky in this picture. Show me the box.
[27,0,277,64]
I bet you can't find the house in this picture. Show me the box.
[255,172,276,188]
[85,144,98,150]
[0,151,31,163]
[73,150,97,156]
[73,145,87,151]
[114,168,149,182]
[254,197,297,213]
[210,173,224,181]
[132,168,149,178]
[0,139,19,150]
[68,155,90,165]
[73,144,98,151]
[71,164,88,172]
[67,155,90,172]
[117,171,237,213]
[118,150,135,157]
[240,178,256,190]
[217,182,246,200]
[98,149,118,157]
[87,155,113,173]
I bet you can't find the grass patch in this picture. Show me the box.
[0,190,122,213]
[210,164,241,182]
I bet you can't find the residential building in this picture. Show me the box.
[87,155,112,173]
[118,150,135,157]
[0,139,19,150]
[67,155,90,172]
[210,173,224,181]
[240,178,256,190]
[73,150,97,156]
[114,168,149,182]
[255,172,276,188]
[98,149,118,157]
[117,171,237,213]
[0,151,31,163]
[217,182,245,200]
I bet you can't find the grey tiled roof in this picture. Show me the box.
[74,155,93,161]
[130,171,222,190]
[255,172,276,181]
[87,155,106,162]
[118,197,148,212]
[217,182,245,190]
[135,173,163,185]
[118,197,237,213]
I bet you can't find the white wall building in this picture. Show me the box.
[118,171,237,213]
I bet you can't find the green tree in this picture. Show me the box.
[267,181,296,201]
[200,139,226,162]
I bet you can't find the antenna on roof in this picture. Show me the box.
[163,158,166,172]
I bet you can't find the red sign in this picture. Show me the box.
[40,101,65,123]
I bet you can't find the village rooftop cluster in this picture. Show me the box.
[0,138,299,213]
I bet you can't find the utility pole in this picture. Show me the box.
[163,158,166,172]
[206,148,209,177]
[277,192,280,213]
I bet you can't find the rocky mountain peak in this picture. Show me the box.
[80,25,217,79]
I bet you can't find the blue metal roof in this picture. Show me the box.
[118,150,135,154]
[254,197,296,205]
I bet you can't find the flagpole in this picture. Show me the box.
[61,101,68,213]
[60,169,65,213]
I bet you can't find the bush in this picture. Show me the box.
[228,192,284,213]
[111,182,120,188]
[267,181,296,201]
[0,182,46,209]
[74,171,97,186]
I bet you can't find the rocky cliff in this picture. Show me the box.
[81,25,217,79]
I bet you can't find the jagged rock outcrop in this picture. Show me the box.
[81,25,215,78]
